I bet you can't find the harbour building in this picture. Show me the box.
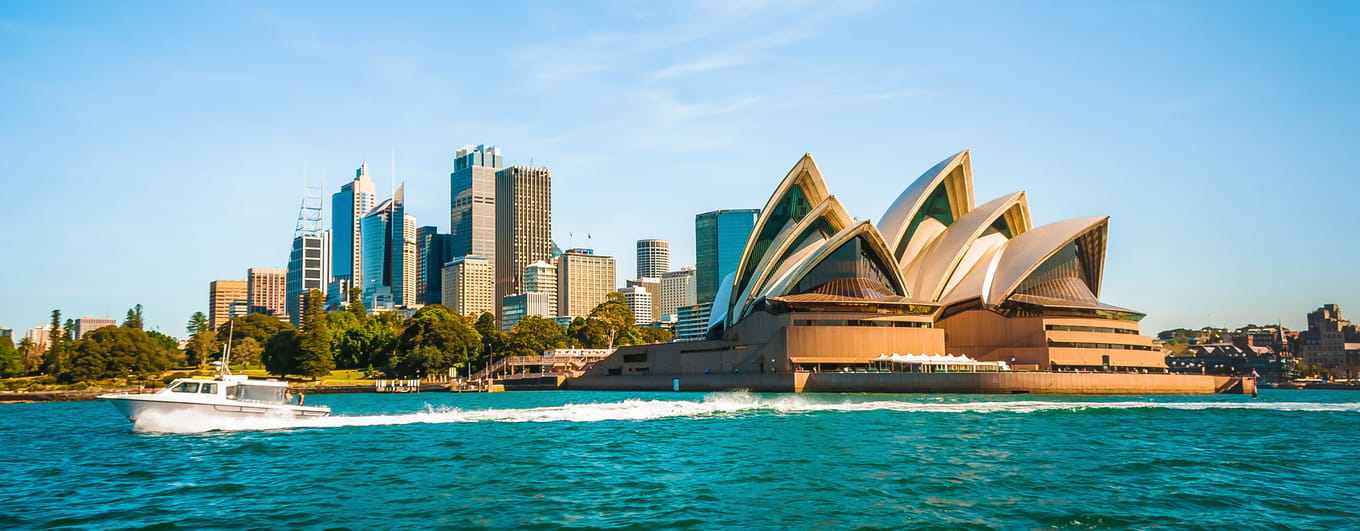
[582,151,1189,391]
[695,209,759,306]
[450,145,502,268]
[360,186,416,310]
[523,260,559,317]
[660,268,697,322]
[246,267,288,319]
[417,227,451,306]
[442,256,494,318]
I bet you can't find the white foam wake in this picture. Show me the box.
[130,392,1360,434]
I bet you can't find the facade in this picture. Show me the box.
[330,162,377,304]
[695,209,759,307]
[494,165,552,322]
[209,280,248,330]
[523,260,559,317]
[360,187,417,310]
[286,231,330,327]
[441,256,494,318]
[74,317,117,339]
[501,292,552,332]
[660,268,697,322]
[557,249,616,318]
[0,328,10,339]
[26,325,55,353]
[587,150,1166,383]
[637,239,670,279]
[673,303,712,341]
[246,267,288,318]
[416,226,451,305]
[450,145,502,269]
[1296,304,1360,377]
[619,286,653,325]
[625,278,662,324]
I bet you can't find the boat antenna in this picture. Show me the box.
[221,319,234,377]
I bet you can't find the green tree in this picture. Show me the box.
[293,289,334,379]
[587,292,634,348]
[262,330,301,377]
[633,326,673,345]
[123,303,144,329]
[230,337,262,368]
[0,336,21,378]
[43,309,65,376]
[504,316,570,357]
[347,287,367,318]
[63,326,174,383]
[186,312,210,336]
[17,337,40,375]
[327,311,396,369]
[144,330,179,351]
[474,312,504,364]
[218,313,293,350]
[389,305,480,378]
[568,316,610,349]
[185,329,218,368]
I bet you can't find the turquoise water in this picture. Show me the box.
[2,390,1358,529]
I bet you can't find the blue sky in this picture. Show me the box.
[1,0,1357,337]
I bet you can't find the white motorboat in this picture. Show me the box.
[98,373,331,423]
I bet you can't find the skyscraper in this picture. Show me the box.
[695,209,759,306]
[247,267,288,318]
[557,248,616,318]
[209,280,248,330]
[416,226,451,305]
[285,231,330,327]
[360,186,416,310]
[330,162,376,305]
[660,268,697,322]
[495,164,552,321]
[441,256,494,318]
[450,145,502,266]
[618,286,653,325]
[636,239,670,279]
[625,278,662,324]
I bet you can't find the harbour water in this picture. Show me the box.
[2,390,1358,529]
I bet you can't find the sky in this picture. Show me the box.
[1,0,1357,337]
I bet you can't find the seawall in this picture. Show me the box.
[565,372,1256,395]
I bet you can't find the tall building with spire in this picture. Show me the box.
[286,179,330,327]
[494,164,552,322]
[330,162,376,305]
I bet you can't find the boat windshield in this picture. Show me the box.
[235,384,287,404]
[170,382,200,393]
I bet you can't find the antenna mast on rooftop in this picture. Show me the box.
[295,160,324,237]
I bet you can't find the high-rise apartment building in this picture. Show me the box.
[441,256,494,318]
[247,267,288,318]
[619,285,653,325]
[494,165,552,322]
[557,249,616,318]
[26,325,55,353]
[674,303,712,341]
[523,260,558,318]
[660,268,697,322]
[450,145,503,267]
[637,239,670,279]
[416,226,451,306]
[360,186,416,310]
[330,162,376,305]
[695,209,759,306]
[73,317,117,339]
[209,280,248,330]
[625,278,662,325]
[286,231,330,327]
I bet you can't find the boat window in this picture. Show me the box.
[172,382,200,393]
[237,384,287,404]
[199,383,218,394]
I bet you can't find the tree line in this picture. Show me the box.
[0,305,178,382]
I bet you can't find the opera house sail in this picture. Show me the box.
[573,151,1252,395]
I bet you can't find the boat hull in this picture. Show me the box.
[98,394,330,424]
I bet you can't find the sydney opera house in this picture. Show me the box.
[573,151,1250,394]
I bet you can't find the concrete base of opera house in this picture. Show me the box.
[562,372,1257,395]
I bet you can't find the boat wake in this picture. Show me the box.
[133,392,1360,434]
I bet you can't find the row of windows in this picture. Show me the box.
[1048,341,1154,351]
[793,320,930,328]
[1045,324,1139,335]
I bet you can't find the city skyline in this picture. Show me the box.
[2,2,1358,335]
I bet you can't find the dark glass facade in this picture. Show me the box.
[695,209,759,305]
